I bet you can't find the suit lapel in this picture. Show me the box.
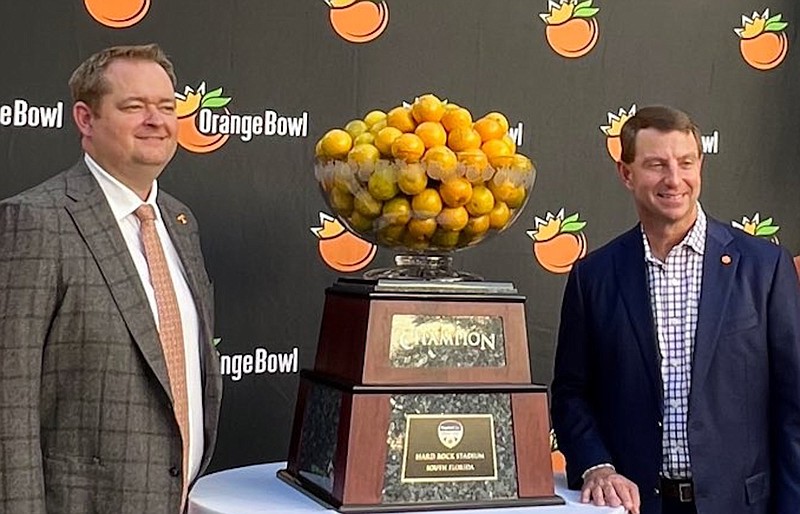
[158,200,213,351]
[692,219,737,391]
[63,162,173,399]
[615,227,662,408]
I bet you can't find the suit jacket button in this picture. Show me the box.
[169,466,180,477]
[654,487,660,496]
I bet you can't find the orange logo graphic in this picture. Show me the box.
[539,0,600,58]
[311,212,377,272]
[84,0,150,28]
[527,209,588,274]
[731,213,780,244]
[734,9,789,71]
[600,104,636,163]
[175,82,231,154]
[326,0,389,44]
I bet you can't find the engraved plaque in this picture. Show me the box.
[401,414,498,483]
[389,315,506,368]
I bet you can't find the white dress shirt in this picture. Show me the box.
[85,154,204,483]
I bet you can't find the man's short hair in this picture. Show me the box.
[619,105,702,164]
[69,43,176,113]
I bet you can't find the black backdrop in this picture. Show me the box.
[0,0,797,472]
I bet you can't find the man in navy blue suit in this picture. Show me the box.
[551,105,800,514]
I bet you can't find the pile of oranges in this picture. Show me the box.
[315,94,535,251]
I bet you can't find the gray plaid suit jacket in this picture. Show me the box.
[0,161,223,513]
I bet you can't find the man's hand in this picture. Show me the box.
[581,466,640,514]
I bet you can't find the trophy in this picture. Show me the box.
[278,95,562,511]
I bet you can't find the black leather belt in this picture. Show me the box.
[660,477,694,503]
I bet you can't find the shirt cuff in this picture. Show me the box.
[582,463,616,480]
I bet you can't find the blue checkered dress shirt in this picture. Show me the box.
[642,207,706,479]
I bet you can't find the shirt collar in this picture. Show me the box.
[84,153,160,222]
[641,204,707,264]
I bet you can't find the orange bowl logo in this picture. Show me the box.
[175,82,231,154]
[539,0,600,59]
[527,209,588,274]
[84,0,150,28]
[599,104,636,163]
[731,213,780,244]
[327,0,389,44]
[734,9,789,71]
[311,212,377,273]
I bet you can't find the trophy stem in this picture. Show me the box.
[362,254,483,281]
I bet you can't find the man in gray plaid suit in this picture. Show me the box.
[0,44,222,513]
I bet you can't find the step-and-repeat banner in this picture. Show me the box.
[0,0,797,472]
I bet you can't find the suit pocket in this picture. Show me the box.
[745,471,770,505]
[44,454,113,512]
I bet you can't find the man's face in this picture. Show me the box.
[617,128,702,231]
[75,59,177,192]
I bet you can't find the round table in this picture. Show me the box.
[188,462,626,514]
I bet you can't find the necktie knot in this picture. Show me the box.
[135,204,157,222]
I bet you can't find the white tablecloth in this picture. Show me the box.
[188,462,625,514]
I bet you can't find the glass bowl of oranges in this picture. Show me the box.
[315,94,536,280]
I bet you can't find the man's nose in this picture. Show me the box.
[143,105,166,125]
[663,162,681,185]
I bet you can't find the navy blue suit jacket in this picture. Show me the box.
[551,218,800,514]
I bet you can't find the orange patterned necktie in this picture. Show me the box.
[135,204,190,511]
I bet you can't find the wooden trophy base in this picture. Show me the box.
[279,371,563,512]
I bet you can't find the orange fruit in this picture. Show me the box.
[488,201,511,229]
[369,119,387,136]
[353,132,375,146]
[411,188,443,219]
[414,121,447,148]
[381,197,412,226]
[436,206,469,231]
[505,185,526,209]
[354,189,383,218]
[457,149,489,171]
[466,185,495,216]
[397,163,428,195]
[374,126,403,157]
[367,168,399,201]
[439,177,473,208]
[320,129,353,160]
[344,119,368,139]
[391,133,426,163]
[422,146,458,176]
[377,224,406,245]
[502,134,517,154]
[406,217,438,240]
[347,143,380,166]
[432,229,461,248]
[484,112,510,134]
[447,127,482,152]
[482,139,514,167]
[463,214,491,237]
[411,94,445,123]
[363,110,387,129]
[473,117,505,142]
[329,187,354,216]
[348,211,374,232]
[512,153,534,172]
[386,106,417,133]
[441,107,473,132]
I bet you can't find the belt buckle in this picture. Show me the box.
[678,482,693,503]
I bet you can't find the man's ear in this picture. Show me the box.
[72,102,94,137]
[616,161,634,191]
